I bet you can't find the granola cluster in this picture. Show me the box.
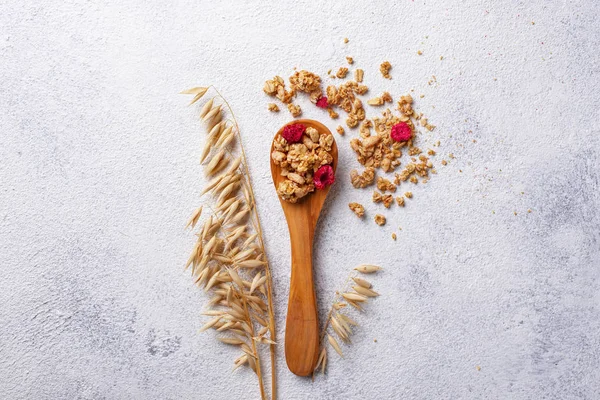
[272,124,335,203]
[263,76,295,104]
[326,80,369,128]
[289,70,323,103]
[348,202,365,218]
[264,71,323,117]
[350,167,375,188]
[379,61,392,79]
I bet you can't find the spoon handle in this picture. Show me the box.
[284,223,320,376]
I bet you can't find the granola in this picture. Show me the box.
[374,214,386,226]
[380,61,392,79]
[376,177,396,192]
[350,167,376,188]
[272,125,335,203]
[348,202,365,218]
[336,67,349,79]
[289,70,322,103]
[287,103,302,117]
[264,75,295,104]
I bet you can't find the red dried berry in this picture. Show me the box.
[390,122,412,142]
[316,97,329,109]
[282,123,306,143]
[314,165,335,190]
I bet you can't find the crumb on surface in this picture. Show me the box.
[348,202,365,218]
[374,214,386,226]
[287,103,302,117]
[354,69,364,82]
[379,61,392,79]
[344,37,349,43]
[346,56,354,65]
[267,103,280,112]
[336,67,349,79]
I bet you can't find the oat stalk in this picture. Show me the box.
[313,265,382,377]
[182,86,276,400]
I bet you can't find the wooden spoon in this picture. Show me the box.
[270,119,338,376]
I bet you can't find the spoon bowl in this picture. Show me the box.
[270,119,338,376]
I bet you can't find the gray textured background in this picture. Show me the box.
[1,1,599,399]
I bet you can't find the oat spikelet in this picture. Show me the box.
[182,87,277,400]
[354,264,383,274]
[328,334,344,358]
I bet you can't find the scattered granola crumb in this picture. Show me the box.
[391,233,397,240]
[380,61,392,79]
[372,190,383,203]
[374,214,386,226]
[348,202,365,218]
[355,69,364,82]
[404,191,413,199]
[441,160,448,166]
[346,56,354,65]
[336,67,349,79]
[267,103,280,112]
[264,75,295,103]
[440,56,444,60]
[377,177,397,192]
[448,153,455,159]
[381,92,392,103]
[417,50,423,55]
[328,108,339,119]
[359,120,372,138]
[287,103,302,117]
[514,211,518,216]
[396,196,405,207]
[344,37,349,44]
[528,209,532,213]
[476,366,481,371]
[336,125,345,135]
[367,97,384,106]
[427,149,436,156]
[327,69,332,75]
[350,167,376,188]
[382,194,393,208]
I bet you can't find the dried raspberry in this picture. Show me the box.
[314,165,335,189]
[390,122,412,142]
[316,97,329,109]
[282,123,306,143]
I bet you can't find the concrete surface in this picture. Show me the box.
[1,1,599,399]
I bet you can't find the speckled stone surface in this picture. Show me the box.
[1,1,599,399]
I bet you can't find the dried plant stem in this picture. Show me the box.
[239,291,266,400]
[213,87,277,400]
